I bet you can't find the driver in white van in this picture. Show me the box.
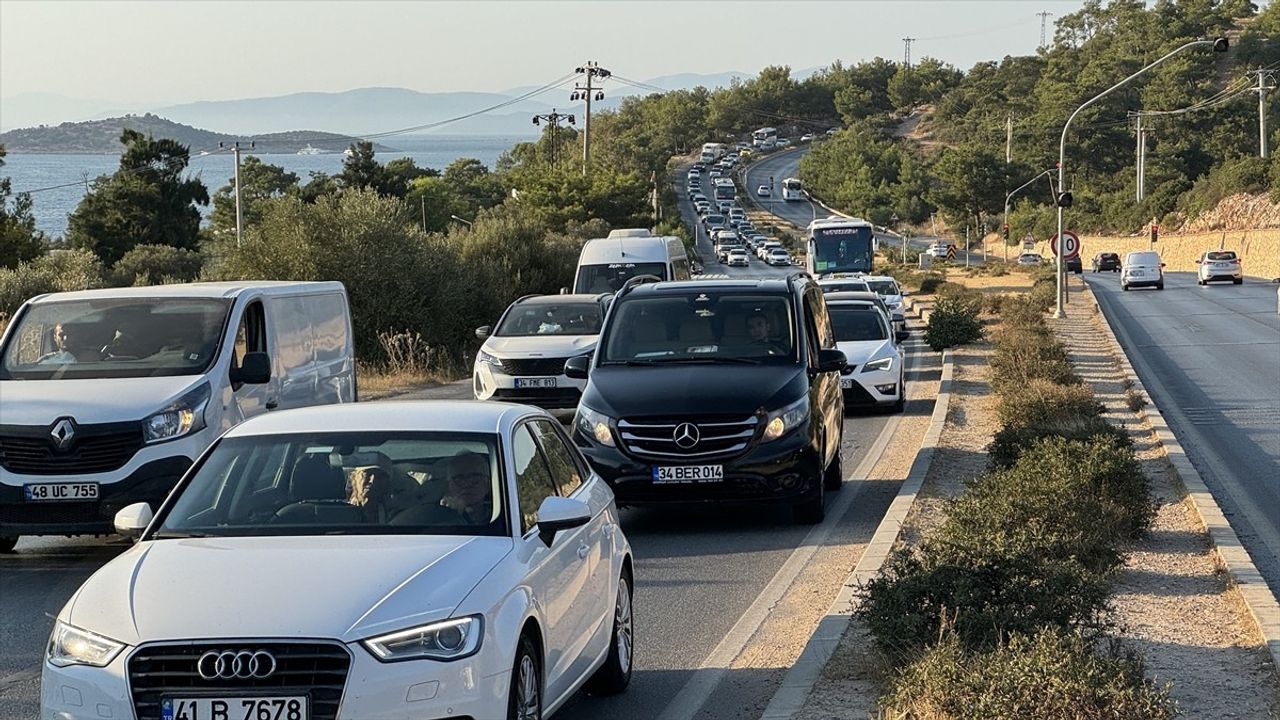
[37,323,77,364]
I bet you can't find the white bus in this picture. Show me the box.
[712,177,736,202]
[806,216,877,277]
[752,127,778,149]
[781,178,804,201]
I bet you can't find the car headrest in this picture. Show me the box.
[289,456,346,501]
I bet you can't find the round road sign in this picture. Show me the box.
[1050,231,1081,259]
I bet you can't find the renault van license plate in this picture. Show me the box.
[515,378,557,389]
[163,696,308,720]
[24,482,99,502]
[653,465,723,484]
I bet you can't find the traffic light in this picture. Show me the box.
[1151,222,1159,243]
[1003,223,1010,243]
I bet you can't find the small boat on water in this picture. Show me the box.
[297,144,324,155]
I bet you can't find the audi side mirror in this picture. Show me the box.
[536,496,591,546]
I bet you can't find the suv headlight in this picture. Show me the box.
[363,616,483,662]
[762,396,809,442]
[862,357,894,373]
[47,621,125,668]
[477,350,503,369]
[142,383,209,444]
[575,406,616,447]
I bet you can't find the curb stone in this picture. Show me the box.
[758,352,955,720]
[1080,281,1280,674]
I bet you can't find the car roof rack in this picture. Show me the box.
[618,274,664,297]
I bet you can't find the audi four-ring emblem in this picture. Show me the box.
[673,422,700,449]
[197,650,277,680]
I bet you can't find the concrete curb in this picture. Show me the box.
[1080,282,1280,673]
[759,351,955,720]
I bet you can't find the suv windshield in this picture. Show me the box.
[1206,251,1237,261]
[600,292,796,364]
[829,306,888,342]
[0,298,231,380]
[576,262,667,294]
[822,281,869,293]
[154,431,507,538]
[497,301,602,336]
[866,280,899,295]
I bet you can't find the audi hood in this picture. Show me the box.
[59,535,512,645]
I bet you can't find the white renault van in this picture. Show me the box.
[572,229,692,293]
[0,281,356,550]
[1121,250,1165,291]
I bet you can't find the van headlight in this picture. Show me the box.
[575,406,616,447]
[363,616,483,662]
[142,383,209,444]
[477,350,504,369]
[762,396,809,442]
[862,357,894,373]
[47,621,125,668]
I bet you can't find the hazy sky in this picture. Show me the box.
[1,0,1091,105]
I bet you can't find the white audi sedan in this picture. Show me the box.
[42,401,634,720]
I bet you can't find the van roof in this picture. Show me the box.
[29,281,346,305]
[578,235,684,265]
[607,228,652,239]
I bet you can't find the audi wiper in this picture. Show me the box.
[150,531,214,539]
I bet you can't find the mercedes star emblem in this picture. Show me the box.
[673,422,700,449]
[50,419,76,451]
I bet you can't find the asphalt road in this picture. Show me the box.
[1086,271,1280,597]
[674,162,793,280]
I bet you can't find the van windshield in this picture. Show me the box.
[575,262,667,294]
[600,292,796,364]
[0,298,232,380]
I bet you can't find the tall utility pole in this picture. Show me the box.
[902,37,915,68]
[572,62,611,175]
[1006,114,1014,163]
[1133,113,1148,202]
[219,140,254,248]
[1250,69,1276,159]
[1036,11,1053,49]
[531,109,576,167]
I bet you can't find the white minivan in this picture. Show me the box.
[572,229,692,294]
[1121,250,1165,291]
[0,281,356,550]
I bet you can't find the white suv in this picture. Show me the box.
[1121,250,1164,291]
[474,294,610,409]
[861,275,909,332]
[1196,250,1243,285]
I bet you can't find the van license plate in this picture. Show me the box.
[515,378,557,389]
[653,465,724,484]
[163,697,308,720]
[1130,270,1144,276]
[24,483,99,502]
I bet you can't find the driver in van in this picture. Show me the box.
[37,323,77,364]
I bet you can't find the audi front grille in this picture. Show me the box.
[127,641,350,720]
[617,415,759,460]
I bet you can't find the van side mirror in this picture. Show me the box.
[815,348,847,374]
[564,355,591,380]
[232,352,271,385]
[475,326,491,340]
[114,502,153,539]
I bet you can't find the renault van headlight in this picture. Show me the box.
[142,383,210,444]
[575,406,616,447]
[862,357,894,373]
[363,616,483,662]
[47,621,125,668]
[762,396,809,442]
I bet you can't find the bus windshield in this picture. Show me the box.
[810,225,875,274]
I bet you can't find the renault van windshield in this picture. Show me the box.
[0,298,232,380]
[575,262,668,294]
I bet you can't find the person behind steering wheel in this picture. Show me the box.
[438,451,494,525]
[745,312,786,356]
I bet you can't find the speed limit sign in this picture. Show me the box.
[1050,231,1081,260]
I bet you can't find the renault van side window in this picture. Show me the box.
[231,301,268,389]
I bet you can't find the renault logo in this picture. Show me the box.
[197,650,277,680]
[50,419,76,451]
[673,423,700,449]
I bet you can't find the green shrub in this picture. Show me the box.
[997,378,1101,429]
[990,324,1078,392]
[1009,436,1151,538]
[111,244,204,286]
[0,249,104,316]
[918,274,947,294]
[880,630,1176,720]
[1028,276,1056,312]
[924,291,983,351]
[987,414,1131,469]
[859,549,1113,656]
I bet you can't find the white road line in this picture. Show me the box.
[653,347,919,720]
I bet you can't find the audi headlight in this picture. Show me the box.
[862,357,894,373]
[762,396,809,442]
[575,405,615,447]
[363,616,483,662]
[477,350,504,369]
[47,621,125,668]
[142,383,209,444]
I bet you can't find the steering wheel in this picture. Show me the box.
[99,345,138,361]
[269,499,356,523]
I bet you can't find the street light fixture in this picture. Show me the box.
[450,215,473,227]
[1053,36,1228,318]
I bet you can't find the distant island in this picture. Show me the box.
[0,113,393,154]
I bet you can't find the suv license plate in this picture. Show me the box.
[163,697,308,720]
[24,483,99,502]
[514,378,557,389]
[653,465,724,484]
[840,379,855,389]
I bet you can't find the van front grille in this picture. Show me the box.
[618,414,759,460]
[0,421,143,475]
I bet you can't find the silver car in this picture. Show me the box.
[1196,250,1243,285]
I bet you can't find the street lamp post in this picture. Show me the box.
[450,215,473,227]
[1053,37,1228,318]
[1004,168,1055,264]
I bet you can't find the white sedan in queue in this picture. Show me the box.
[825,296,906,412]
[41,401,634,720]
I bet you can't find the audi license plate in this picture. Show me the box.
[24,482,98,502]
[514,378,557,389]
[162,696,307,720]
[653,465,723,484]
